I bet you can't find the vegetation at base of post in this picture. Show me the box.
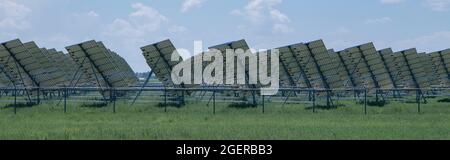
[80,102,108,108]
[2,102,38,109]
[157,102,184,108]
[228,103,258,109]
[437,98,450,103]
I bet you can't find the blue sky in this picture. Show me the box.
[1,0,450,72]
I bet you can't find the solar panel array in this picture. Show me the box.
[139,39,450,94]
[2,38,450,96]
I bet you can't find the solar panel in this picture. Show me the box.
[327,50,349,88]
[38,47,69,87]
[430,49,450,87]
[378,48,400,88]
[304,40,343,89]
[141,39,187,98]
[0,39,39,88]
[44,48,91,87]
[392,49,429,88]
[263,49,295,88]
[209,39,251,85]
[277,43,312,88]
[66,40,138,89]
[278,40,341,89]
[109,51,139,86]
[418,53,440,86]
[0,64,13,87]
[337,43,394,90]
[208,40,259,100]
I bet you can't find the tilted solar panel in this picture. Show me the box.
[327,50,349,88]
[43,48,91,87]
[418,53,440,86]
[208,40,259,100]
[304,40,343,89]
[277,44,311,88]
[0,64,13,87]
[0,39,39,88]
[141,39,182,86]
[66,40,138,89]
[394,49,429,88]
[337,43,394,90]
[38,47,69,87]
[277,40,345,89]
[430,49,450,87]
[141,39,188,98]
[109,51,139,86]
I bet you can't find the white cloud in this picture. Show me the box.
[104,3,168,38]
[129,3,168,32]
[105,19,144,37]
[87,11,99,17]
[270,9,290,23]
[231,0,283,24]
[425,0,450,11]
[231,0,293,34]
[365,17,392,24]
[0,0,32,30]
[181,0,206,12]
[380,0,406,4]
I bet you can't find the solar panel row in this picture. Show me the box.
[0,38,138,100]
[140,39,450,94]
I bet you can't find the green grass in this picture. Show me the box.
[0,98,450,140]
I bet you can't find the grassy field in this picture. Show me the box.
[0,97,450,140]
